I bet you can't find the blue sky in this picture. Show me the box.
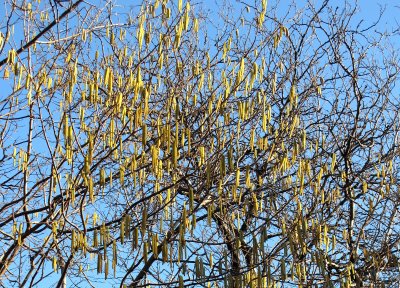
[1,0,400,287]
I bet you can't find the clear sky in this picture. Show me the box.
[0,0,399,287]
[354,0,399,30]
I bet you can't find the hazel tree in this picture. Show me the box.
[0,0,400,287]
